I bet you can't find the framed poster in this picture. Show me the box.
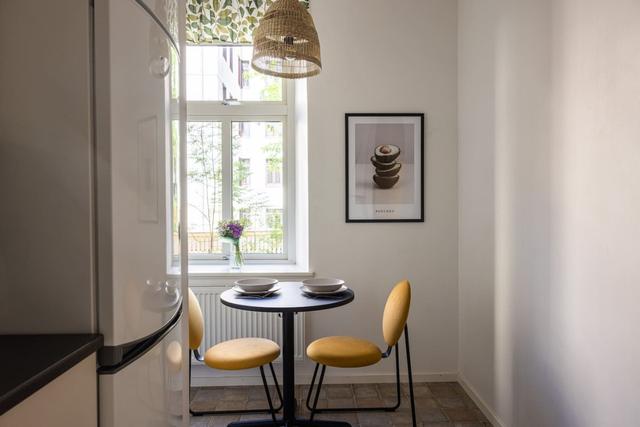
[346,113,424,222]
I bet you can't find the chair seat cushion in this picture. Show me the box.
[306,336,382,368]
[204,338,280,371]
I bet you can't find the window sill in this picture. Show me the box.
[186,263,314,279]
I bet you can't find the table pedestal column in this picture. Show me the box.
[282,312,296,425]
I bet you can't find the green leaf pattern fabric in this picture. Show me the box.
[186,0,310,45]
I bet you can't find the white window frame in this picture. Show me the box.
[186,79,297,265]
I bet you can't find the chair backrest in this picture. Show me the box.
[188,288,204,350]
[382,280,412,347]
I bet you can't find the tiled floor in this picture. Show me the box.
[190,382,491,426]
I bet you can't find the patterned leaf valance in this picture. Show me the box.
[186,0,310,45]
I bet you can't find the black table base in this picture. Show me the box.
[228,419,351,427]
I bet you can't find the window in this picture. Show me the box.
[238,158,251,186]
[239,60,250,88]
[187,45,283,102]
[265,158,282,185]
[266,208,283,229]
[186,45,294,263]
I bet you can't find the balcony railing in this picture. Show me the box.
[174,231,284,255]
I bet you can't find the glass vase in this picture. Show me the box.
[229,241,244,270]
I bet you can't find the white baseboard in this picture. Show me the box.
[457,373,505,427]
[191,367,458,387]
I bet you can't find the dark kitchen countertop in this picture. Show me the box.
[0,334,103,416]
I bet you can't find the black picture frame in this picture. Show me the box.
[345,113,425,223]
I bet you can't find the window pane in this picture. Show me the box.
[187,121,224,256]
[186,46,283,102]
[232,122,284,255]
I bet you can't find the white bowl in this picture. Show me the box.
[301,278,345,293]
[234,278,279,292]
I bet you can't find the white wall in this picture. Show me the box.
[459,0,640,425]
[307,0,459,380]
[457,0,497,416]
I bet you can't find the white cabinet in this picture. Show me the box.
[0,355,97,427]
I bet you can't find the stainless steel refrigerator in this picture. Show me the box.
[0,0,188,425]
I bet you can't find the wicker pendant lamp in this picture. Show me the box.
[252,0,322,79]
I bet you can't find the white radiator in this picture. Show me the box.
[191,286,305,361]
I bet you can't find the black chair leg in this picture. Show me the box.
[405,325,417,427]
[189,351,283,417]
[306,345,402,414]
[309,364,326,421]
[305,363,320,412]
[268,362,284,411]
[259,366,277,422]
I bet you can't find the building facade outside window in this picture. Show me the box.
[265,158,282,185]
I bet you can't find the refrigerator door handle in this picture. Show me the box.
[98,301,183,375]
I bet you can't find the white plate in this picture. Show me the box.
[232,284,281,296]
[301,278,345,293]
[234,278,279,292]
[300,285,348,296]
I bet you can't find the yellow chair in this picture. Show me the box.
[188,289,283,419]
[305,280,417,426]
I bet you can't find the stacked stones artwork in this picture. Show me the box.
[370,144,402,189]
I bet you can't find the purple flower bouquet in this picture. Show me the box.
[218,220,246,269]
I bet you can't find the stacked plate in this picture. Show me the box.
[371,144,402,189]
[232,278,280,297]
[300,278,348,297]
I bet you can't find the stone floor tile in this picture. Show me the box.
[238,413,270,421]
[298,385,327,401]
[190,396,218,413]
[444,407,481,422]
[221,387,250,401]
[189,416,211,427]
[208,415,240,427]
[427,383,459,398]
[247,385,267,399]
[403,383,433,398]
[450,382,467,395]
[383,397,407,409]
[215,400,247,411]
[190,381,492,427]
[357,397,385,408]
[315,412,360,424]
[389,409,417,425]
[328,397,356,408]
[245,399,271,410]
[471,408,490,423]
[306,398,329,410]
[417,407,448,423]
[454,422,491,427]
[326,384,354,399]
[378,383,402,398]
[192,388,225,403]
[414,397,439,410]
[436,397,467,409]
[358,410,392,426]
[354,384,380,399]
